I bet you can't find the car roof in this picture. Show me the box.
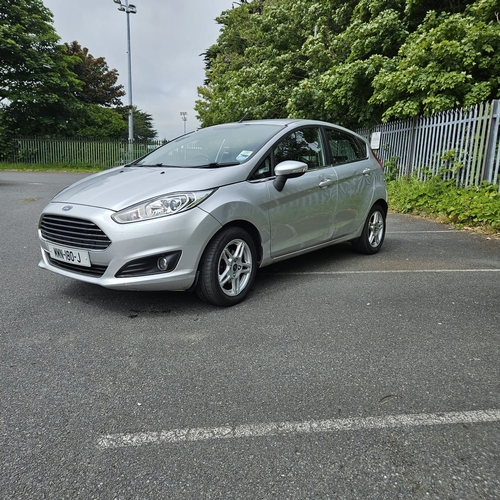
[217,118,358,133]
[213,118,366,141]
[234,118,322,127]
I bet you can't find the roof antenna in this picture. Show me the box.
[238,109,249,123]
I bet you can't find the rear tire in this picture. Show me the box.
[196,227,257,307]
[352,203,386,254]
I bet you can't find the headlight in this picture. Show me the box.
[111,189,215,223]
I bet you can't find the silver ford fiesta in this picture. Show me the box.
[38,119,388,306]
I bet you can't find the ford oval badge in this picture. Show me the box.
[62,205,73,211]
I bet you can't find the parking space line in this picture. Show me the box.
[97,409,500,450]
[271,269,500,275]
[386,230,463,233]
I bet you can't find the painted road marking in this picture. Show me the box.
[270,269,500,275]
[97,409,500,450]
[386,230,463,233]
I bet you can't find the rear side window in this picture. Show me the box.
[324,128,367,165]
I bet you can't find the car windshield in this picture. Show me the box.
[135,122,284,168]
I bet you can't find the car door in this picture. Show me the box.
[266,127,338,258]
[324,127,375,239]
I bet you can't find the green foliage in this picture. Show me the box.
[65,45,157,139]
[0,0,80,104]
[382,155,400,181]
[197,0,500,129]
[387,176,500,231]
[69,105,127,138]
[0,112,16,161]
[0,2,156,140]
[0,162,102,172]
[0,0,82,135]
[114,106,158,141]
[370,8,500,120]
[65,41,125,107]
[130,106,158,141]
[196,0,315,126]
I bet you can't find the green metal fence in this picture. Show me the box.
[2,137,165,168]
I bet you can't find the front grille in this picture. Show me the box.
[40,214,111,250]
[48,254,107,277]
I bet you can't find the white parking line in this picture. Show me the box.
[387,230,463,233]
[97,409,500,450]
[273,269,500,275]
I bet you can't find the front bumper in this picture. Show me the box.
[38,203,222,291]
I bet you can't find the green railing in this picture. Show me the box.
[2,137,165,169]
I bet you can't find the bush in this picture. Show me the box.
[387,177,500,233]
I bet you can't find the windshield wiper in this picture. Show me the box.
[133,162,240,168]
[199,162,240,168]
[136,163,183,168]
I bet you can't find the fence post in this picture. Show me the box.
[407,116,417,177]
[482,99,500,183]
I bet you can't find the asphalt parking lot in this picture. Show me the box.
[1,171,499,499]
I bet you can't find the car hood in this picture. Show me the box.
[51,165,248,211]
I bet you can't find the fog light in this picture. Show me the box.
[116,251,181,278]
[157,256,169,271]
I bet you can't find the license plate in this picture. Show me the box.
[48,244,91,267]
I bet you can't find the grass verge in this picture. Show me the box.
[0,162,104,173]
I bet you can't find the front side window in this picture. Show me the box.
[250,154,272,180]
[325,128,367,165]
[273,127,326,170]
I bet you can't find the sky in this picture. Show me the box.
[42,0,235,140]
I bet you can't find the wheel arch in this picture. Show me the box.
[201,219,263,267]
[222,220,263,266]
[374,198,388,215]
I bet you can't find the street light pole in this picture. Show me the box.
[113,0,137,161]
[180,111,187,134]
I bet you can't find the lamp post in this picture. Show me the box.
[113,0,136,161]
[180,111,187,134]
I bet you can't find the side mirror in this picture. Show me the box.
[273,160,308,192]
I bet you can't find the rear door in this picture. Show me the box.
[324,127,375,239]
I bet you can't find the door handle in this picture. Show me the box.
[363,168,372,176]
[319,178,334,188]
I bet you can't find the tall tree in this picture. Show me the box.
[0,2,146,139]
[196,0,373,128]
[116,106,157,141]
[61,41,129,138]
[0,0,81,135]
[286,0,408,127]
[196,0,329,126]
[66,105,127,138]
[370,2,500,119]
[65,41,125,107]
[196,0,500,130]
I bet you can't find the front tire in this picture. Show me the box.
[352,203,386,254]
[196,227,257,306]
